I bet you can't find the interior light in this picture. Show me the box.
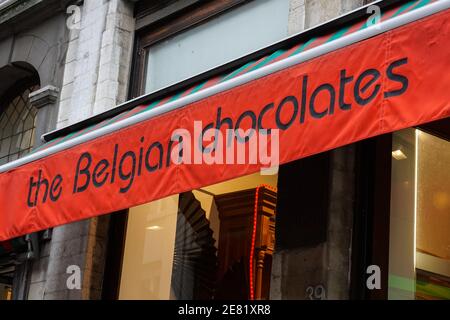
[392,149,407,160]
[146,225,163,231]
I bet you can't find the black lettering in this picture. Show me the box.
[200,122,214,153]
[216,107,234,146]
[235,110,257,143]
[310,84,336,118]
[257,103,274,135]
[276,96,298,130]
[167,134,185,166]
[118,151,136,193]
[138,137,144,176]
[339,69,354,110]
[354,69,381,106]
[27,176,37,207]
[110,144,119,184]
[73,152,92,193]
[385,58,409,98]
[93,159,110,188]
[300,75,308,123]
[145,142,164,172]
[35,170,49,204]
[216,106,233,132]
[49,175,63,202]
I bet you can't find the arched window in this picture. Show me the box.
[0,84,39,165]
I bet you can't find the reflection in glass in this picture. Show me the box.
[389,129,450,300]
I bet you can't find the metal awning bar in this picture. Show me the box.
[0,0,448,174]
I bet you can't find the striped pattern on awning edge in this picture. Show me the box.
[31,0,437,154]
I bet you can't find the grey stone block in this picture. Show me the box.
[10,35,34,62]
[44,290,72,300]
[28,281,46,300]
[51,220,91,242]
[36,46,58,86]
[30,256,49,283]
[45,253,87,280]
[28,36,50,70]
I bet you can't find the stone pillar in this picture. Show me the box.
[14,85,60,300]
[57,0,135,127]
[288,0,305,35]
[326,145,355,300]
[304,0,365,28]
[25,85,60,300]
[32,0,135,299]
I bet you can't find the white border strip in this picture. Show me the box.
[1,0,449,174]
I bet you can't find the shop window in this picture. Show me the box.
[119,195,179,299]
[118,172,278,300]
[0,84,39,165]
[389,124,450,300]
[115,152,345,300]
[132,0,290,96]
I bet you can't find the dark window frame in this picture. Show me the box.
[130,0,250,98]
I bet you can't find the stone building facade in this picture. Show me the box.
[0,0,380,300]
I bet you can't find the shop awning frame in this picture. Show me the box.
[42,0,404,143]
[0,0,448,174]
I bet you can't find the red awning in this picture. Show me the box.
[0,0,449,240]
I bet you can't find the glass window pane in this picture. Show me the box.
[8,153,19,161]
[119,173,279,300]
[389,128,416,299]
[14,120,24,135]
[19,150,30,158]
[0,137,11,158]
[145,0,290,93]
[119,195,179,299]
[5,103,15,117]
[15,98,25,116]
[20,129,33,151]
[2,118,14,138]
[11,96,21,108]
[0,114,8,130]
[389,128,450,300]
[9,134,22,154]
[0,84,38,164]
[23,112,36,131]
[416,131,450,260]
